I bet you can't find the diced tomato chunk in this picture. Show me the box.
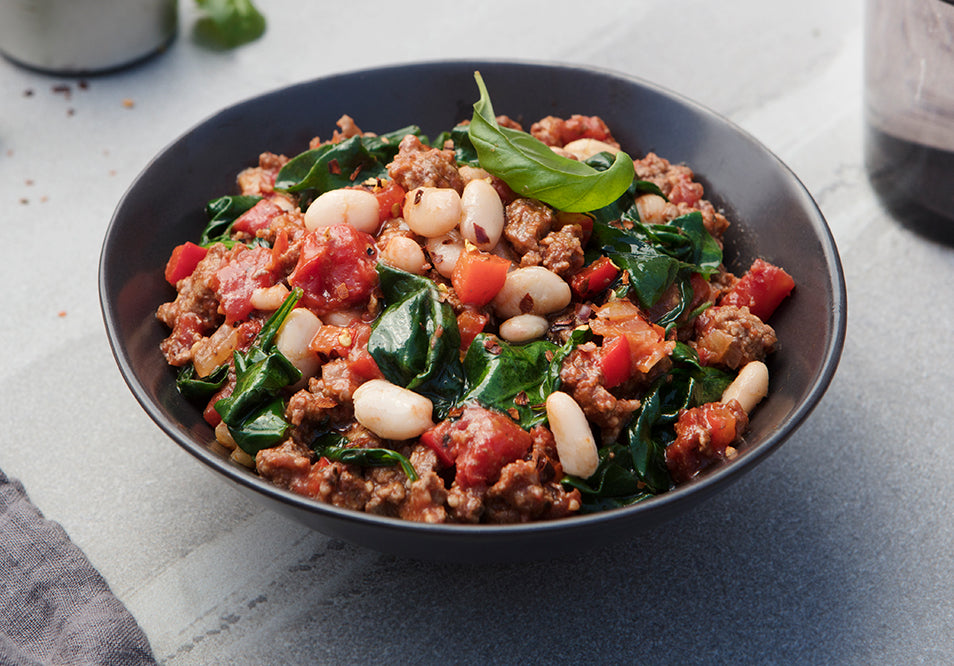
[451,249,510,307]
[213,245,281,324]
[164,242,208,285]
[599,335,632,388]
[372,180,406,223]
[308,322,382,381]
[590,300,675,374]
[420,405,533,488]
[554,211,593,244]
[232,199,283,235]
[720,258,795,321]
[457,309,489,351]
[665,401,748,483]
[288,225,378,315]
[570,256,619,300]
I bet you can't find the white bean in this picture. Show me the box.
[458,165,492,183]
[634,193,671,224]
[380,236,428,274]
[721,360,769,414]
[403,187,462,237]
[304,188,380,233]
[275,307,323,377]
[459,179,504,250]
[498,314,549,343]
[352,379,434,440]
[546,391,599,478]
[250,283,290,311]
[425,230,465,278]
[561,138,620,161]
[491,266,572,319]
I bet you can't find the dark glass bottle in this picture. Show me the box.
[865,0,954,245]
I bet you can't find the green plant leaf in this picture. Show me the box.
[468,72,634,213]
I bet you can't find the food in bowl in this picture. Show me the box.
[156,73,794,524]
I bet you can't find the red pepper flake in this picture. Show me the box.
[19,198,28,205]
[328,159,341,175]
[23,89,34,97]
[57,310,67,318]
[25,179,33,186]
[507,407,520,421]
[78,80,89,90]
[67,108,75,117]
[514,391,529,406]
[122,98,135,109]
[350,165,363,181]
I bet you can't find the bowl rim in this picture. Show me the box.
[99,57,847,539]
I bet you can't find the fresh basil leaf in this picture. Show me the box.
[460,334,559,429]
[368,265,464,417]
[468,72,635,213]
[449,123,479,167]
[274,127,421,196]
[176,362,228,401]
[215,289,303,454]
[201,195,262,246]
[194,0,266,49]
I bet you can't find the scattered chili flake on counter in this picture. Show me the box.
[156,74,793,524]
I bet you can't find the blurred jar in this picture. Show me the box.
[0,0,178,75]
[865,0,954,243]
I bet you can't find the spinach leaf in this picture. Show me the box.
[460,334,559,429]
[562,343,734,508]
[194,0,266,49]
[274,126,421,196]
[215,289,303,455]
[201,195,262,246]
[176,362,228,402]
[561,445,656,512]
[368,265,464,418]
[311,431,419,481]
[590,211,722,310]
[448,123,479,167]
[468,72,635,213]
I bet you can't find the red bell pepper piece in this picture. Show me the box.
[164,241,208,285]
[451,249,511,306]
[571,256,620,300]
[599,335,632,388]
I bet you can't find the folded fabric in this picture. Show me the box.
[0,469,156,666]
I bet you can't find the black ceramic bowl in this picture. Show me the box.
[100,61,846,562]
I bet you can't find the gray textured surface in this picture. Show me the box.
[3,1,952,663]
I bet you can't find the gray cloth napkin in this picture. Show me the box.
[0,469,156,666]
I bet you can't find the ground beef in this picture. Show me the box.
[559,342,641,443]
[530,114,619,148]
[665,400,748,483]
[632,152,730,239]
[504,198,556,258]
[691,305,777,370]
[386,135,464,193]
[255,439,315,491]
[482,426,581,523]
[536,225,585,277]
[446,485,486,523]
[157,244,230,365]
[237,152,288,196]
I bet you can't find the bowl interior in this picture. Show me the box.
[100,60,846,562]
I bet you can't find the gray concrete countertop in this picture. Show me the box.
[3,1,952,663]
